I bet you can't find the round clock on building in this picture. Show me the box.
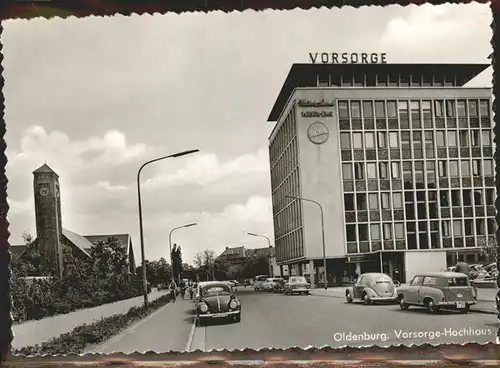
[39,187,50,196]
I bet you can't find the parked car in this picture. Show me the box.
[262,277,284,291]
[284,276,310,295]
[195,281,241,326]
[254,275,269,291]
[397,272,476,314]
[483,263,498,279]
[345,273,398,305]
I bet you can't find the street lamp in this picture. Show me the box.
[246,232,273,277]
[137,149,199,307]
[285,195,327,290]
[169,222,198,284]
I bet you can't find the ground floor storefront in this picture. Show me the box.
[277,248,485,286]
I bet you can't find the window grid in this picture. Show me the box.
[340,97,494,255]
[270,107,305,263]
[330,73,461,88]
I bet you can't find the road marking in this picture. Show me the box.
[88,301,172,354]
[184,316,197,352]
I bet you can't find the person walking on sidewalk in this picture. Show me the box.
[168,280,177,302]
[454,261,477,300]
[180,279,186,299]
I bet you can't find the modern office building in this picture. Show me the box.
[267,63,494,284]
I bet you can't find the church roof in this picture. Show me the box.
[10,230,133,260]
[62,229,93,257]
[33,163,58,176]
[83,234,132,256]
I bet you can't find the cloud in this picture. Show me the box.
[144,148,269,188]
[9,125,149,170]
[379,3,492,63]
[2,4,491,265]
[6,125,272,264]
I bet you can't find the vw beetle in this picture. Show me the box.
[196,281,241,326]
[346,273,398,305]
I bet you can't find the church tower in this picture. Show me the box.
[33,163,64,277]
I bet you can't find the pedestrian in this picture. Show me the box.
[180,280,186,299]
[189,284,194,300]
[394,269,400,284]
[168,279,177,302]
[455,261,470,278]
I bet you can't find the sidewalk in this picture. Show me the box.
[12,290,169,350]
[85,297,194,354]
[309,287,498,314]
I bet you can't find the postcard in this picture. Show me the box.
[1,3,495,355]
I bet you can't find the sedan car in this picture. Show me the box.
[397,272,475,314]
[284,276,310,295]
[345,273,398,305]
[195,282,241,326]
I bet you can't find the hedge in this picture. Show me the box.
[12,293,172,356]
[11,276,144,323]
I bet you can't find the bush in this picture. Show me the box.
[11,238,145,323]
[13,294,171,356]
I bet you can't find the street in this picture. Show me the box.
[87,288,497,353]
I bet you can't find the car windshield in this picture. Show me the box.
[447,277,469,287]
[290,277,307,283]
[201,285,232,296]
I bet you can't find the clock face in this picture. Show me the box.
[39,187,49,197]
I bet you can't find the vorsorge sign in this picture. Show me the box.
[309,52,387,64]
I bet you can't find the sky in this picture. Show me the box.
[1,3,493,266]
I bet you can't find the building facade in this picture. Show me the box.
[267,63,494,285]
[217,246,279,277]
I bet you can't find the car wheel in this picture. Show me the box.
[346,292,353,303]
[362,293,371,305]
[399,295,409,310]
[234,314,241,323]
[425,298,439,313]
[459,305,470,314]
[196,317,203,327]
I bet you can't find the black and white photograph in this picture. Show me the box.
[1,2,496,355]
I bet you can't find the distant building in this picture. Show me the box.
[267,62,494,285]
[217,246,280,277]
[10,164,137,277]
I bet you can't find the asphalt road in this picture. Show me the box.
[189,288,497,351]
[87,288,498,353]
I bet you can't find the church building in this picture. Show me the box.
[10,163,137,277]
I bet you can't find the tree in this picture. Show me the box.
[171,244,183,281]
[480,237,497,264]
[14,231,57,277]
[136,258,172,285]
[193,249,231,280]
[240,254,270,279]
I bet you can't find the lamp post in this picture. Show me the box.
[246,232,273,277]
[137,149,199,307]
[169,223,197,284]
[285,195,327,290]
